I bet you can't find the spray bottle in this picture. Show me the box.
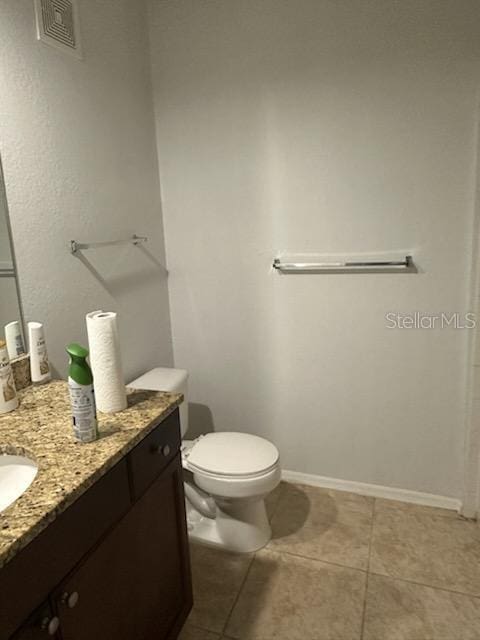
[66,343,98,443]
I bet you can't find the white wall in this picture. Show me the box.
[0,0,172,379]
[149,0,480,498]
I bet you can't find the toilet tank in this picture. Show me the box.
[128,368,189,437]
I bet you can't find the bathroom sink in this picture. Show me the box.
[0,454,38,513]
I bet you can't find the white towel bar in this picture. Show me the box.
[273,255,414,273]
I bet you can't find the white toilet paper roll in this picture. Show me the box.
[86,310,127,413]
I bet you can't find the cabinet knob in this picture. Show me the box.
[156,444,171,457]
[41,616,60,636]
[61,591,79,608]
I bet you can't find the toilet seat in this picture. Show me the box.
[183,432,281,499]
[184,432,279,479]
[192,462,281,500]
[187,462,278,480]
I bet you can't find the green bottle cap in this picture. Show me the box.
[66,343,93,385]
[66,343,89,359]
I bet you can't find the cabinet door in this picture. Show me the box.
[11,602,60,640]
[55,454,192,640]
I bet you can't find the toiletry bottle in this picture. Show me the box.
[0,340,18,414]
[66,343,98,443]
[28,321,51,384]
[4,321,25,360]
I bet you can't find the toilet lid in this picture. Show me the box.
[186,432,279,477]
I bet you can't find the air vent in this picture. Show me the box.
[34,0,82,59]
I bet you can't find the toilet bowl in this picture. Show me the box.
[128,368,281,553]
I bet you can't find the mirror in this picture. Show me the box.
[0,158,24,334]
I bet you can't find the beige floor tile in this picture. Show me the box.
[363,574,480,640]
[278,483,374,524]
[370,501,480,595]
[267,483,373,569]
[225,548,366,640]
[178,622,221,640]
[188,543,253,633]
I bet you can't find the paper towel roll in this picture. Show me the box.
[86,310,127,413]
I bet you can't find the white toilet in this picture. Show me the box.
[129,368,281,553]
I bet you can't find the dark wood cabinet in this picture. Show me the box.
[55,455,191,640]
[1,409,192,640]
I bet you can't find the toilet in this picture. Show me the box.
[128,368,281,553]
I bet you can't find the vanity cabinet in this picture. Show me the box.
[1,409,192,640]
[54,458,188,640]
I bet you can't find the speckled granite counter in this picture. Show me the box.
[0,380,182,569]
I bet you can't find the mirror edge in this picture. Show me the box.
[0,155,26,341]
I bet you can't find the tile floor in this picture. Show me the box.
[179,482,480,640]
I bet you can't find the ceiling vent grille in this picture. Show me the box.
[34,0,82,59]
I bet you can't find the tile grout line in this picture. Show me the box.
[221,551,256,637]
[360,497,376,640]
[268,546,368,574]
[183,622,220,636]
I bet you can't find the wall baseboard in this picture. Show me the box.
[281,469,462,512]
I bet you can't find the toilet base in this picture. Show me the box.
[185,494,272,553]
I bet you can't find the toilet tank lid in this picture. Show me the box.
[128,368,188,392]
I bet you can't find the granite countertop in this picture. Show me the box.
[0,380,182,569]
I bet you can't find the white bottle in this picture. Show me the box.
[0,340,18,414]
[4,321,26,360]
[28,322,51,384]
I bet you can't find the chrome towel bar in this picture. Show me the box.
[273,255,414,273]
[70,234,147,255]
